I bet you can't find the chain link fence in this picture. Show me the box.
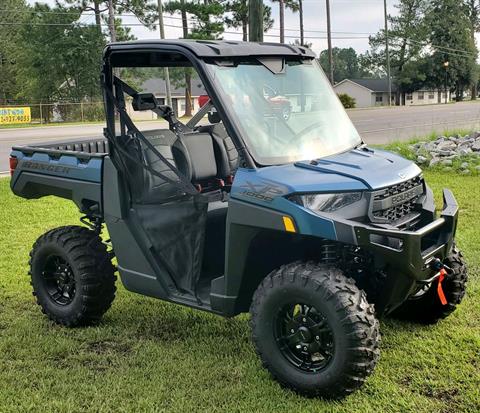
[2,102,105,125]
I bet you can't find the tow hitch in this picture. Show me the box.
[431,258,452,306]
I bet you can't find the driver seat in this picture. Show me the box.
[197,123,239,179]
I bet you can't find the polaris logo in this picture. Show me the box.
[390,185,423,206]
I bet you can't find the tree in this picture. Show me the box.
[164,1,224,116]
[465,0,480,99]
[425,0,477,101]
[65,0,158,41]
[14,4,106,108]
[271,0,299,43]
[0,0,28,104]
[367,0,428,104]
[290,38,312,49]
[318,48,369,83]
[223,0,273,41]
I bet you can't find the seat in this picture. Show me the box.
[123,129,184,203]
[172,131,218,185]
[197,123,239,179]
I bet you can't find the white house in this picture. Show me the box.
[127,77,207,120]
[333,78,451,108]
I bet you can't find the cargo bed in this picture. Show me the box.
[10,137,110,216]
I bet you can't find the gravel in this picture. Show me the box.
[411,132,480,172]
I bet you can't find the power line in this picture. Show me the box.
[1,9,478,57]
[0,21,371,39]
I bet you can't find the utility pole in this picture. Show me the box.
[384,0,392,106]
[158,0,172,108]
[108,0,116,42]
[249,0,264,42]
[326,0,334,84]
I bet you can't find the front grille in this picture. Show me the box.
[370,175,425,224]
[372,198,417,221]
[373,175,424,201]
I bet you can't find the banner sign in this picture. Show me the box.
[0,107,31,124]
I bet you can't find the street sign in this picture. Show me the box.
[0,107,31,124]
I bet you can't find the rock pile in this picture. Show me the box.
[411,133,480,174]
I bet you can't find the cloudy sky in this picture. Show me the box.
[28,0,400,56]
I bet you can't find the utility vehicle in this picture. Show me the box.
[9,40,467,398]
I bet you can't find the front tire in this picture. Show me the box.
[393,246,467,324]
[29,225,116,327]
[250,262,380,398]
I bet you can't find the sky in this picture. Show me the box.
[28,0,403,56]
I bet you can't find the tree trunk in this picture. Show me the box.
[299,0,304,46]
[249,0,264,42]
[180,1,188,38]
[94,1,102,33]
[184,70,192,117]
[107,0,116,42]
[469,0,478,100]
[180,1,192,117]
[242,18,248,41]
[279,0,285,43]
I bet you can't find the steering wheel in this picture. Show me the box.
[295,121,325,139]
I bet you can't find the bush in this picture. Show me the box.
[337,93,356,109]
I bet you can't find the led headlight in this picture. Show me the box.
[289,192,362,214]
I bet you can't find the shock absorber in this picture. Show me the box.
[319,241,338,264]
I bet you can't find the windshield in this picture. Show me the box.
[206,59,361,165]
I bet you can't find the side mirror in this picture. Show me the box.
[208,110,221,124]
[132,93,158,111]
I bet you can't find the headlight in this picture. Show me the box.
[289,192,362,213]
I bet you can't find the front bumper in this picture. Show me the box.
[355,188,458,279]
[352,189,458,312]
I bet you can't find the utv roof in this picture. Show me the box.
[104,39,316,59]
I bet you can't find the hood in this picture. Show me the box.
[294,147,421,190]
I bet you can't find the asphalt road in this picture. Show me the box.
[2,101,480,173]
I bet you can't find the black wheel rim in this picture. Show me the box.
[274,303,334,373]
[42,255,76,305]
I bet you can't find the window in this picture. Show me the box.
[375,94,383,103]
[428,92,435,100]
[418,92,425,100]
[206,59,361,165]
[406,93,413,101]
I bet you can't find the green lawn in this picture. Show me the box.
[0,174,479,413]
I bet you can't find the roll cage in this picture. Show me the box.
[101,40,316,171]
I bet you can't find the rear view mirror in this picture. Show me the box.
[132,93,158,111]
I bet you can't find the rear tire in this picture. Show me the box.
[250,262,380,399]
[29,226,116,327]
[393,245,467,324]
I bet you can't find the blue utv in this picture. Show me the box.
[9,40,467,398]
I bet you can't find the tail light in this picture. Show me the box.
[9,156,18,177]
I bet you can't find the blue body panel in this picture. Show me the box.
[10,149,103,186]
[231,148,422,241]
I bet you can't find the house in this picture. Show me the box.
[333,78,450,108]
[127,77,207,120]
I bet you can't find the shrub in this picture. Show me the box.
[337,93,356,109]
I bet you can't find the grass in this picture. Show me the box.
[0,174,479,413]
[0,121,105,130]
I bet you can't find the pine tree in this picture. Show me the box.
[223,0,273,41]
[164,1,224,116]
[271,0,299,43]
[426,0,477,101]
